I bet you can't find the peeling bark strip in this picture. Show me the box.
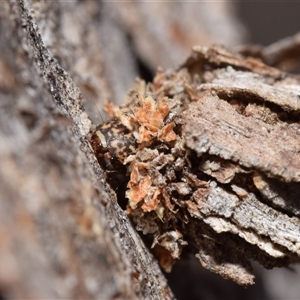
[183,93,300,182]
[199,68,300,112]
[93,43,300,287]
[189,181,300,257]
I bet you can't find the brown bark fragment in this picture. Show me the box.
[200,67,300,113]
[189,182,300,257]
[183,93,300,182]
[182,45,284,78]
[185,220,255,286]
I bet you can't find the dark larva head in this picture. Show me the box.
[90,118,136,168]
[90,118,137,200]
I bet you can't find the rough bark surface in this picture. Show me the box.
[92,44,300,288]
[0,1,173,299]
[0,0,247,299]
[2,0,300,299]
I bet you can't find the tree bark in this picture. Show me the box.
[0,1,173,299]
[3,0,300,299]
[1,0,245,298]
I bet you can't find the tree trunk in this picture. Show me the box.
[0,1,173,298]
[2,1,299,299]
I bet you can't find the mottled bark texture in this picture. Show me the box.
[0,0,247,299]
[2,0,300,299]
[0,1,172,299]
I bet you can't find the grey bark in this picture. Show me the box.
[3,0,297,299]
[0,1,173,299]
[1,0,245,298]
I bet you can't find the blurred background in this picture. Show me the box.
[238,2,300,46]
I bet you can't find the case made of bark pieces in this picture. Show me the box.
[93,45,300,287]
